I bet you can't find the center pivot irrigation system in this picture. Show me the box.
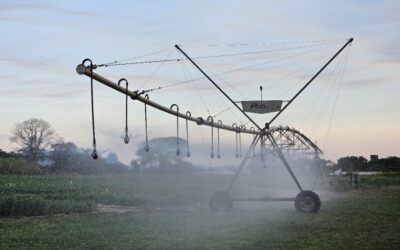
[76,38,353,213]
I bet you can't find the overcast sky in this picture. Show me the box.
[1,0,399,164]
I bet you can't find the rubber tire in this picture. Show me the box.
[209,191,233,211]
[294,190,321,213]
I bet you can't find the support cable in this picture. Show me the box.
[323,45,351,150]
[138,43,338,94]
[268,38,354,125]
[97,42,340,68]
[277,45,339,99]
[298,47,345,131]
[178,49,212,116]
[309,47,347,137]
[205,38,346,47]
[213,107,231,118]
[138,48,175,90]
[100,47,171,67]
[176,45,262,131]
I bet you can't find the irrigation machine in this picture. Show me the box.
[76,38,354,213]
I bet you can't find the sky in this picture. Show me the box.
[1,0,399,165]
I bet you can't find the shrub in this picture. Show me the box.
[0,158,44,175]
[0,195,95,216]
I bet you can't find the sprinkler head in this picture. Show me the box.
[144,144,149,152]
[124,135,130,144]
[91,151,98,160]
[210,152,214,158]
[186,151,191,157]
[176,148,181,156]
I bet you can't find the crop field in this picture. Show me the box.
[0,173,399,249]
[0,174,231,216]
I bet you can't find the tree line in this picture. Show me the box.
[1,118,399,175]
[331,156,400,172]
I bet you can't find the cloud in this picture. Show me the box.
[344,76,396,88]
[36,90,86,98]
[0,57,56,72]
[0,2,92,18]
[0,134,8,140]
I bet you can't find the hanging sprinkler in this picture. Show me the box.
[239,125,245,158]
[185,111,191,157]
[260,85,263,102]
[207,116,214,158]
[118,78,130,144]
[144,94,150,152]
[232,123,239,158]
[82,58,98,160]
[217,120,222,159]
[170,104,180,155]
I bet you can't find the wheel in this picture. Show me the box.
[294,190,321,213]
[209,191,233,211]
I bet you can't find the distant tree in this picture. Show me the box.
[49,142,80,173]
[0,149,11,158]
[319,159,335,173]
[10,118,57,160]
[336,156,368,172]
[105,152,119,164]
[367,156,400,172]
[381,157,400,171]
[48,142,128,174]
[0,149,20,159]
[130,137,194,174]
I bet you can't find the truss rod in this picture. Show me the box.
[269,38,354,125]
[267,133,303,191]
[227,134,261,193]
[76,64,259,135]
[175,45,262,131]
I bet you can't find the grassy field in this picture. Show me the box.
[0,174,231,216]
[0,173,399,249]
